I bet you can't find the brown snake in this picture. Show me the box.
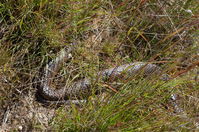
[36,47,169,105]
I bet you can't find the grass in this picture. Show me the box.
[0,0,199,131]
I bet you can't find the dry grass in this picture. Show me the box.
[0,0,198,131]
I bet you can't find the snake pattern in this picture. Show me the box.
[36,47,169,105]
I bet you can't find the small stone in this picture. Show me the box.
[18,125,23,130]
[185,9,193,15]
[68,53,72,58]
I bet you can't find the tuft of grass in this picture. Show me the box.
[52,79,182,131]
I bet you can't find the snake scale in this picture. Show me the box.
[36,47,169,105]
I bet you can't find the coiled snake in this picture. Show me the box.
[36,47,169,105]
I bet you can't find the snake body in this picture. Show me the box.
[37,48,168,104]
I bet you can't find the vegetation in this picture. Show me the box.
[0,0,198,131]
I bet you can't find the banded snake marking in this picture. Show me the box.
[36,47,170,105]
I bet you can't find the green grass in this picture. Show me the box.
[52,79,181,131]
[0,0,198,131]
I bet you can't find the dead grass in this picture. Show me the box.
[0,0,198,131]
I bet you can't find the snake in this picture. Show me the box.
[36,47,170,105]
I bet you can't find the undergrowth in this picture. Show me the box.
[0,0,198,131]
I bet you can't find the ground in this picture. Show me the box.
[0,0,199,131]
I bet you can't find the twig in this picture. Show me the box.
[172,61,199,79]
[102,84,118,93]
